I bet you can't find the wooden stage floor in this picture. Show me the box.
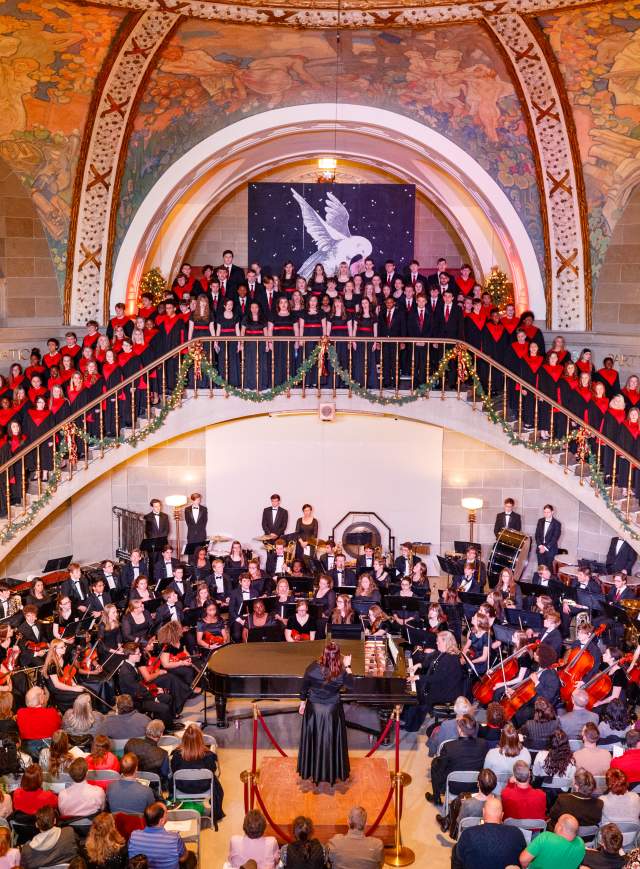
[258,755,395,844]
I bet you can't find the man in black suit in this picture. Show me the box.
[220,249,245,293]
[394,542,422,579]
[261,494,288,540]
[381,259,402,289]
[378,297,405,387]
[61,562,89,612]
[530,563,562,590]
[18,605,49,666]
[184,493,208,547]
[144,499,170,543]
[256,276,279,321]
[426,714,488,806]
[265,539,288,576]
[451,565,482,594]
[228,573,261,642]
[534,504,562,568]
[320,539,338,573]
[494,498,522,537]
[404,259,422,288]
[95,559,121,594]
[118,645,174,728]
[155,588,184,627]
[166,564,192,602]
[120,548,149,591]
[245,268,263,306]
[356,543,375,575]
[426,257,453,291]
[433,288,464,388]
[154,545,181,592]
[207,557,233,603]
[86,578,113,617]
[606,536,638,575]
[329,554,355,588]
[406,292,431,385]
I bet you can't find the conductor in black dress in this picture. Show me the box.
[261,493,288,540]
[298,642,353,787]
[184,493,208,546]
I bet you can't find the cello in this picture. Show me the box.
[582,653,632,711]
[558,624,606,710]
[473,641,539,705]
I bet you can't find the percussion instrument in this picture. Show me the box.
[412,542,431,556]
[254,535,274,542]
[210,534,233,544]
[487,529,530,588]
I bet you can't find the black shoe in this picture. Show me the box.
[425,792,441,806]
[435,814,449,832]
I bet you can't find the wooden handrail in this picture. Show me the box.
[0,335,637,478]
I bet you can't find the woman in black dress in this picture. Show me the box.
[351,297,378,388]
[216,298,241,386]
[298,641,353,787]
[295,503,318,561]
[270,297,295,386]
[241,302,269,390]
[327,296,350,376]
[299,294,325,389]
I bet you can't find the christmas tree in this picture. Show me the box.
[484,266,513,312]
[138,267,166,306]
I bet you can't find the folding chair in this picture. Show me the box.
[172,768,216,830]
[577,824,599,845]
[596,821,640,852]
[457,816,482,834]
[568,739,583,753]
[503,817,545,844]
[158,735,180,752]
[110,738,129,758]
[166,808,202,863]
[136,770,162,798]
[593,775,607,795]
[443,771,479,815]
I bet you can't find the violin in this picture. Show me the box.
[558,624,606,710]
[60,651,78,686]
[626,657,640,686]
[147,654,162,674]
[202,631,224,647]
[499,676,538,720]
[26,641,48,652]
[582,654,633,710]
[168,649,190,663]
[291,630,310,642]
[473,642,539,706]
[0,647,19,686]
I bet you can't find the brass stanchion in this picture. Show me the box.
[385,771,414,867]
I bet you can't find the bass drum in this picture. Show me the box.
[487,529,531,589]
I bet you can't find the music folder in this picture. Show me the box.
[184,540,209,556]
[239,596,279,617]
[437,555,460,576]
[43,555,73,573]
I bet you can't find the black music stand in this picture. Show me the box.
[184,540,209,557]
[519,581,562,605]
[505,608,543,630]
[403,625,437,649]
[247,625,284,643]
[386,596,421,624]
[288,578,314,595]
[43,555,73,572]
[329,624,362,640]
[493,623,516,645]
[437,555,461,576]
[143,598,163,615]
[459,591,488,606]
[239,597,279,618]
[351,597,376,616]
[141,537,167,582]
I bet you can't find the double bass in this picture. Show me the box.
[582,654,633,711]
[473,642,539,705]
[558,624,606,710]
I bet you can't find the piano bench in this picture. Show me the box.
[432,704,456,724]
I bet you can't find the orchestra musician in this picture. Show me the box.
[329,553,355,588]
[285,600,317,642]
[319,539,338,573]
[261,493,288,540]
[606,535,638,575]
[228,573,261,643]
[118,643,173,728]
[61,563,89,613]
[534,504,562,568]
[265,539,289,577]
[404,631,465,732]
[394,542,421,578]
[184,493,208,547]
[356,543,375,575]
[494,497,522,536]
[120,549,149,591]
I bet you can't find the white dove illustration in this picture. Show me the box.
[291,188,373,279]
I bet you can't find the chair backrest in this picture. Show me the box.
[577,824,599,843]
[593,775,607,795]
[87,770,120,781]
[165,808,201,836]
[568,739,583,753]
[458,816,482,834]
[173,768,213,800]
[158,736,180,750]
[110,739,129,756]
[446,771,481,789]
[503,817,545,844]
[541,776,573,791]
[436,738,456,757]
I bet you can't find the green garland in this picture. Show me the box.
[1,341,638,544]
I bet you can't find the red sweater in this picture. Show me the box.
[611,749,640,783]
[13,788,58,815]
[500,782,547,820]
[16,706,62,740]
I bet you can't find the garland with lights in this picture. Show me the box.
[1,341,638,543]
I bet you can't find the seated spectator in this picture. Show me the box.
[581,822,625,868]
[12,764,58,815]
[58,757,106,818]
[444,768,497,838]
[129,802,196,869]
[124,720,170,786]
[600,768,640,824]
[0,825,20,869]
[598,698,632,744]
[169,724,217,793]
[278,816,325,868]
[610,729,640,784]
[452,795,526,869]
[520,697,559,751]
[86,734,121,788]
[558,688,599,740]
[532,729,577,790]
[81,812,128,869]
[39,728,85,777]
[547,767,603,830]
[500,760,547,821]
[21,805,79,869]
[427,696,474,757]
[228,810,279,869]
[483,722,531,792]
[477,703,506,747]
[426,714,488,807]
[574,723,612,778]
[326,806,383,869]
[0,784,12,820]
[99,695,152,740]
[62,693,104,743]
[519,813,585,868]
[107,753,154,814]
[16,686,62,757]
[0,694,18,742]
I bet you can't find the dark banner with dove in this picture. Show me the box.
[247,183,415,279]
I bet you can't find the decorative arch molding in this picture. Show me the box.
[1,394,637,562]
[66,9,179,325]
[111,104,545,318]
[485,13,591,331]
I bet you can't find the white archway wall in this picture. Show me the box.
[1,420,615,580]
[184,161,470,278]
[113,105,544,319]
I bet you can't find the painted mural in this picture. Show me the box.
[116,21,544,272]
[539,1,640,284]
[0,0,125,290]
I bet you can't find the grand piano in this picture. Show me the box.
[207,638,416,729]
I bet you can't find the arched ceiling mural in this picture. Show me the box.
[0,0,638,330]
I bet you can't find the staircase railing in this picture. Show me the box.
[0,336,638,542]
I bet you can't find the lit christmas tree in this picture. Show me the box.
[138,267,166,306]
[484,266,513,312]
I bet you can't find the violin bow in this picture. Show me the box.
[460,648,480,678]
[498,644,507,690]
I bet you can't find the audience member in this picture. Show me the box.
[574,723,612,778]
[278,816,326,868]
[581,822,626,868]
[106,753,154,814]
[426,714,488,806]
[600,768,640,824]
[39,728,85,776]
[129,802,196,869]
[99,695,152,740]
[483,722,531,793]
[124,720,170,784]
[12,764,58,815]
[169,724,218,793]
[427,696,474,757]
[442,768,497,837]
[62,693,104,742]
[0,826,19,869]
[86,734,121,787]
[500,760,546,821]
[558,689,599,740]
[532,729,577,790]
[58,758,106,818]
[451,795,525,869]
[81,812,128,869]
[326,806,383,869]
[20,805,79,869]
[610,729,640,784]
[520,697,560,752]
[16,687,62,757]
[547,767,603,830]
[519,812,586,867]
[227,809,279,869]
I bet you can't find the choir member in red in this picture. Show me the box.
[43,338,62,372]
[506,328,530,416]
[82,320,101,350]
[0,419,27,515]
[537,350,564,439]
[501,302,519,336]
[8,363,24,392]
[27,375,46,405]
[0,397,16,430]
[101,349,122,436]
[157,299,185,392]
[590,381,610,433]
[48,383,69,427]
[463,298,486,351]
[138,292,157,322]
[456,263,475,296]
[595,356,620,398]
[520,342,544,428]
[618,407,640,498]
[602,394,627,484]
[59,353,76,384]
[61,331,82,362]
[25,350,47,385]
[549,335,570,366]
[576,348,595,377]
[518,310,545,354]
[107,303,133,340]
[622,374,640,411]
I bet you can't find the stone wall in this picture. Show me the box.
[593,185,640,333]
[0,158,62,325]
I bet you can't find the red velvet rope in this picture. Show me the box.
[365,715,394,757]
[253,783,294,843]
[394,716,400,774]
[257,710,289,757]
[252,713,258,774]
[243,777,249,814]
[365,784,395,837]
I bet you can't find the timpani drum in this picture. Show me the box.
[487,529,531,588]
